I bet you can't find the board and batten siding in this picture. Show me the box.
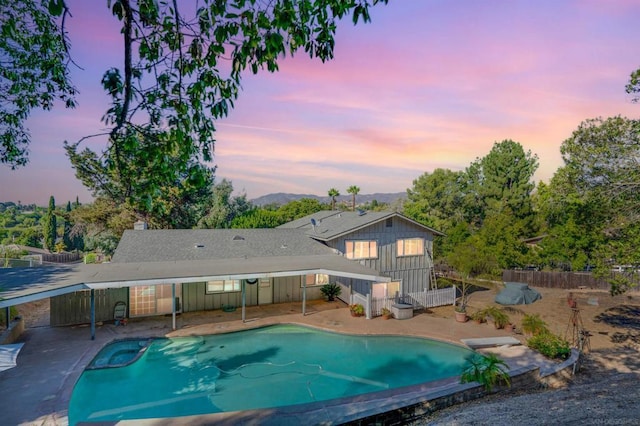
[181,281,257,312]
[50,288,128,326]
[326,217,436,294]
[272,276,323,303]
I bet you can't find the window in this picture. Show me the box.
[304,273,330,287]
[206,279,241,294]
[372,281,400,298]
[386,218,393,228]
[345,240,378,260]
[397,238,424,257]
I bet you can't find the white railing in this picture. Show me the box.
[370,287,456,317]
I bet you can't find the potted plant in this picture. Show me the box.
[455,305,469,322]
[349,303,365,317]
[320,283,341,302]
[485,306,510,329]
[381,307,392,320]
[471,309,487,324]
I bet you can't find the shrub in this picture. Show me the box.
[349,303,365,316]
[84,253,97,264]
[521,314,549,336]
[470,309,487,323]
[460,353,511,391]
[320,283,341,301]
[527,332,571,360]
[0,305,19,327]
[484,306,510,329]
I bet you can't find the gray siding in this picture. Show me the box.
[272,276,323,303]
[326,218,435,294]
[182,282,257,312]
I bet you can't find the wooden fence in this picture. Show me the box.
[502,270,640,291]
[50,288,128,326]
[42,252,81,263]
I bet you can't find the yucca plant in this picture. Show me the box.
[460,353,511,391]
[320,283,341,301]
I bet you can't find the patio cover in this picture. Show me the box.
[495,282,542,305]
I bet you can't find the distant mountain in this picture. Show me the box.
[250,192,407,207]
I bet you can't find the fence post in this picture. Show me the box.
[366,293,371,319]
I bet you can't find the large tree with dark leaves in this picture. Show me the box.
[0,0,76,167]
[4,0,389,225]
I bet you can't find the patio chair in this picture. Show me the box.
[114,301,127,326]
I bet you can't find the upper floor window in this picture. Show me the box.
[397,238,424,257]
[345,240,378,260]
[206,279,241,294]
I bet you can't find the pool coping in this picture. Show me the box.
[76,322,575,425]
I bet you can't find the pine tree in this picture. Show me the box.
[42,196,57,251]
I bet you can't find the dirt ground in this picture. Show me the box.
[11,286,640,425]
[424,286,640,425]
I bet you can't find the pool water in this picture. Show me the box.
[69,324,473,424]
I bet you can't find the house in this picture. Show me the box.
[0,211,450,339]
[278,210,445,309]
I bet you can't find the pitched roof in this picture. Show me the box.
[111,228,334,263]
[0,253,390,308]
[278,210,444,241]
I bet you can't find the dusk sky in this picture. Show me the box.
[2,0,640,206]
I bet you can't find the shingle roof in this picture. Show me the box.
[0,254,390,308]
[111,228,334,263]
[278,210,444,241]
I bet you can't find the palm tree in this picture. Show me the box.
[346,185,360,211]
[328,188,340,210]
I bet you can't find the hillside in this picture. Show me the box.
[250,192,406,207]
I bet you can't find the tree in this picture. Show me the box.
[347,185,360,211]
[560,116,640,210]
[466,140,539,225]
[198,179,250,229]
[41,195,57,251]
[0,0,76,167]
[328,188,340,210]
[4,0,389,225]
[277,198,324,222]
[626,67,640,102]
[404,168,465,231]
[63,201,73,250]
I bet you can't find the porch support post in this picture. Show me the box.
[171,283,176,331]
[242,280,246,323]
[366,293,371,319]
[4,306,9,326]
[90,288,95,340]
[302,277,307,316]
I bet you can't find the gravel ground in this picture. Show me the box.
[422,347,640,425]
[422,287,640,425]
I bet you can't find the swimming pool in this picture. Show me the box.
[69,324,473,424]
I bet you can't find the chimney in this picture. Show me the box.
[134,221,148,230]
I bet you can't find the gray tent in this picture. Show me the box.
[495,282,541,305]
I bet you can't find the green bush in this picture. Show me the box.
[521,313,549,336]
[0,305,19,327]
[527,332,571,359]
[320,283,341,301]
[84,253,97,264]
[460,353,511,391]
[483,306,510,329]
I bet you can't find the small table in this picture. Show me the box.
[391,303,413,320]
